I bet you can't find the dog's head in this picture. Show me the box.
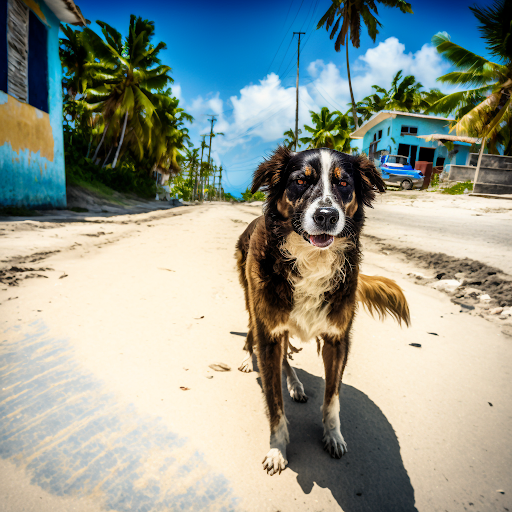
[252,146,385,248]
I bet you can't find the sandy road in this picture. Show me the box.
[0,203,511,512]
[365,192,512,275]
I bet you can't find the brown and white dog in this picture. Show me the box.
[235,146,410,475]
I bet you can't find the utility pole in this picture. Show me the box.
[206,114,218,201]
[218,165,223,201]
[294,31,305,152]
[199,135,207,201]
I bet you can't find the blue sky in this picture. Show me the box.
[79,0,495,196]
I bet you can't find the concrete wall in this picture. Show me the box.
[468,153,512,169]
[449,165,512,194]
[0,0,65,208]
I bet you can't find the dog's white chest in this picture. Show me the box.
[277,233,348,342]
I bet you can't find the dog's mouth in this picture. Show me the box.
[308,234,334,248]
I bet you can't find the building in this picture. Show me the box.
[350,111,477,171]
[0,0,85,209]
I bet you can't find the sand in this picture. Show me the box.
[0,200,511,511]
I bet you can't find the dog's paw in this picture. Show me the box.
[287,378,308,402]
[238,354,253,373]
[262,448,287,475]
[323,430,347,459]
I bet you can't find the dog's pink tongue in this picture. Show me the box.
[309,234,334,248]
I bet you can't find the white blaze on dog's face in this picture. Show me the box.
[283,149,360,249]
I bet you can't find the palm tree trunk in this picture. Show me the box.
[112,112,128,169]
[92,121,110,162]
[102,145,114,168]
[86,134,93,158]
[346,36,358,131]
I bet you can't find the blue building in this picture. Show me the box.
[0,0,85,208]
[350,111,478,171]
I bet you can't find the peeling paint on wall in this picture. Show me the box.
[0,93,54,161]
[21,0,47,24]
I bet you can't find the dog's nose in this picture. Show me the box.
[313,207,339,230]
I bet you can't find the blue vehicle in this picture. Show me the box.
[378,154,425,190]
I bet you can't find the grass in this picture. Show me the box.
[68,177,128,206]
[69,176,115,197]
[442,181,474,195]
[69,206,89,213]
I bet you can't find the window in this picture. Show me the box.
[387,127,390,136]
[401,125,418,135]
[387,155,408,165]
[4,0,48,112]
[378,129,382,140]
[28,10,48,112]
[373,133,377,142]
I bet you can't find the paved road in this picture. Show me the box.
[365,193,512,274]
[0,203,511,512]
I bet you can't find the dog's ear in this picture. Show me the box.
[354,155,386,207]
[251,146,294,194]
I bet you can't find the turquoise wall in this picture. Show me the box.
[0,0,66,209]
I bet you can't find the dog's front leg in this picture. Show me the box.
[321,334,349,458]
[258,329,289,475]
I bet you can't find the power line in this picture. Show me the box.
[265,0,307,76]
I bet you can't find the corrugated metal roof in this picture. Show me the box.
[350,110,453,139]
[416,134,480,144]
[42,0,86,26]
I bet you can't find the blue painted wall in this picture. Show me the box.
[361,114,473,170]
[0,0,66,209]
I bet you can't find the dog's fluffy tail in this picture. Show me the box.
[357,274,410,327]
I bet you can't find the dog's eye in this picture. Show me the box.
[297,179,307,186]
[339,181,347,187]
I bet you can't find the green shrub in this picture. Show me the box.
[241,187,266,202]
[64,129,156,199]
[442,181,473,195]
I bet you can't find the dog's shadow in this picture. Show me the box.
[253,360,417,512]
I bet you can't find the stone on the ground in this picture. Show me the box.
[432,280,461,293]
[464,287,483,298]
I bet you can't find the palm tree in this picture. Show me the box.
[149,89,193,174]
[428,0,512,155]
[85,16,173,166]
[182,147,200,200]
[300,107,352,151]
[354,71,446,123]
[60,25,96,101]
[283,128,302,149]
[317,0,413,130]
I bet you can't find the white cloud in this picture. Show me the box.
[172,84,182,103]
[352,37,450,98]
[186,37,451,163]
[306,61,351,112]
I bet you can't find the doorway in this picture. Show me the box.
[418,147,435,162]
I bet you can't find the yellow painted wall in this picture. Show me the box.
[0,94,54,161]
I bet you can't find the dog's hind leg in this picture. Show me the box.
[282,356,307,402]
[321,334,349,459]
[238,329,255,372]
[259,330,289,475]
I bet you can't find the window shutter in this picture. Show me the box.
[28,10,48,112]
[7,0,28,103]
[0,1,7,93]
